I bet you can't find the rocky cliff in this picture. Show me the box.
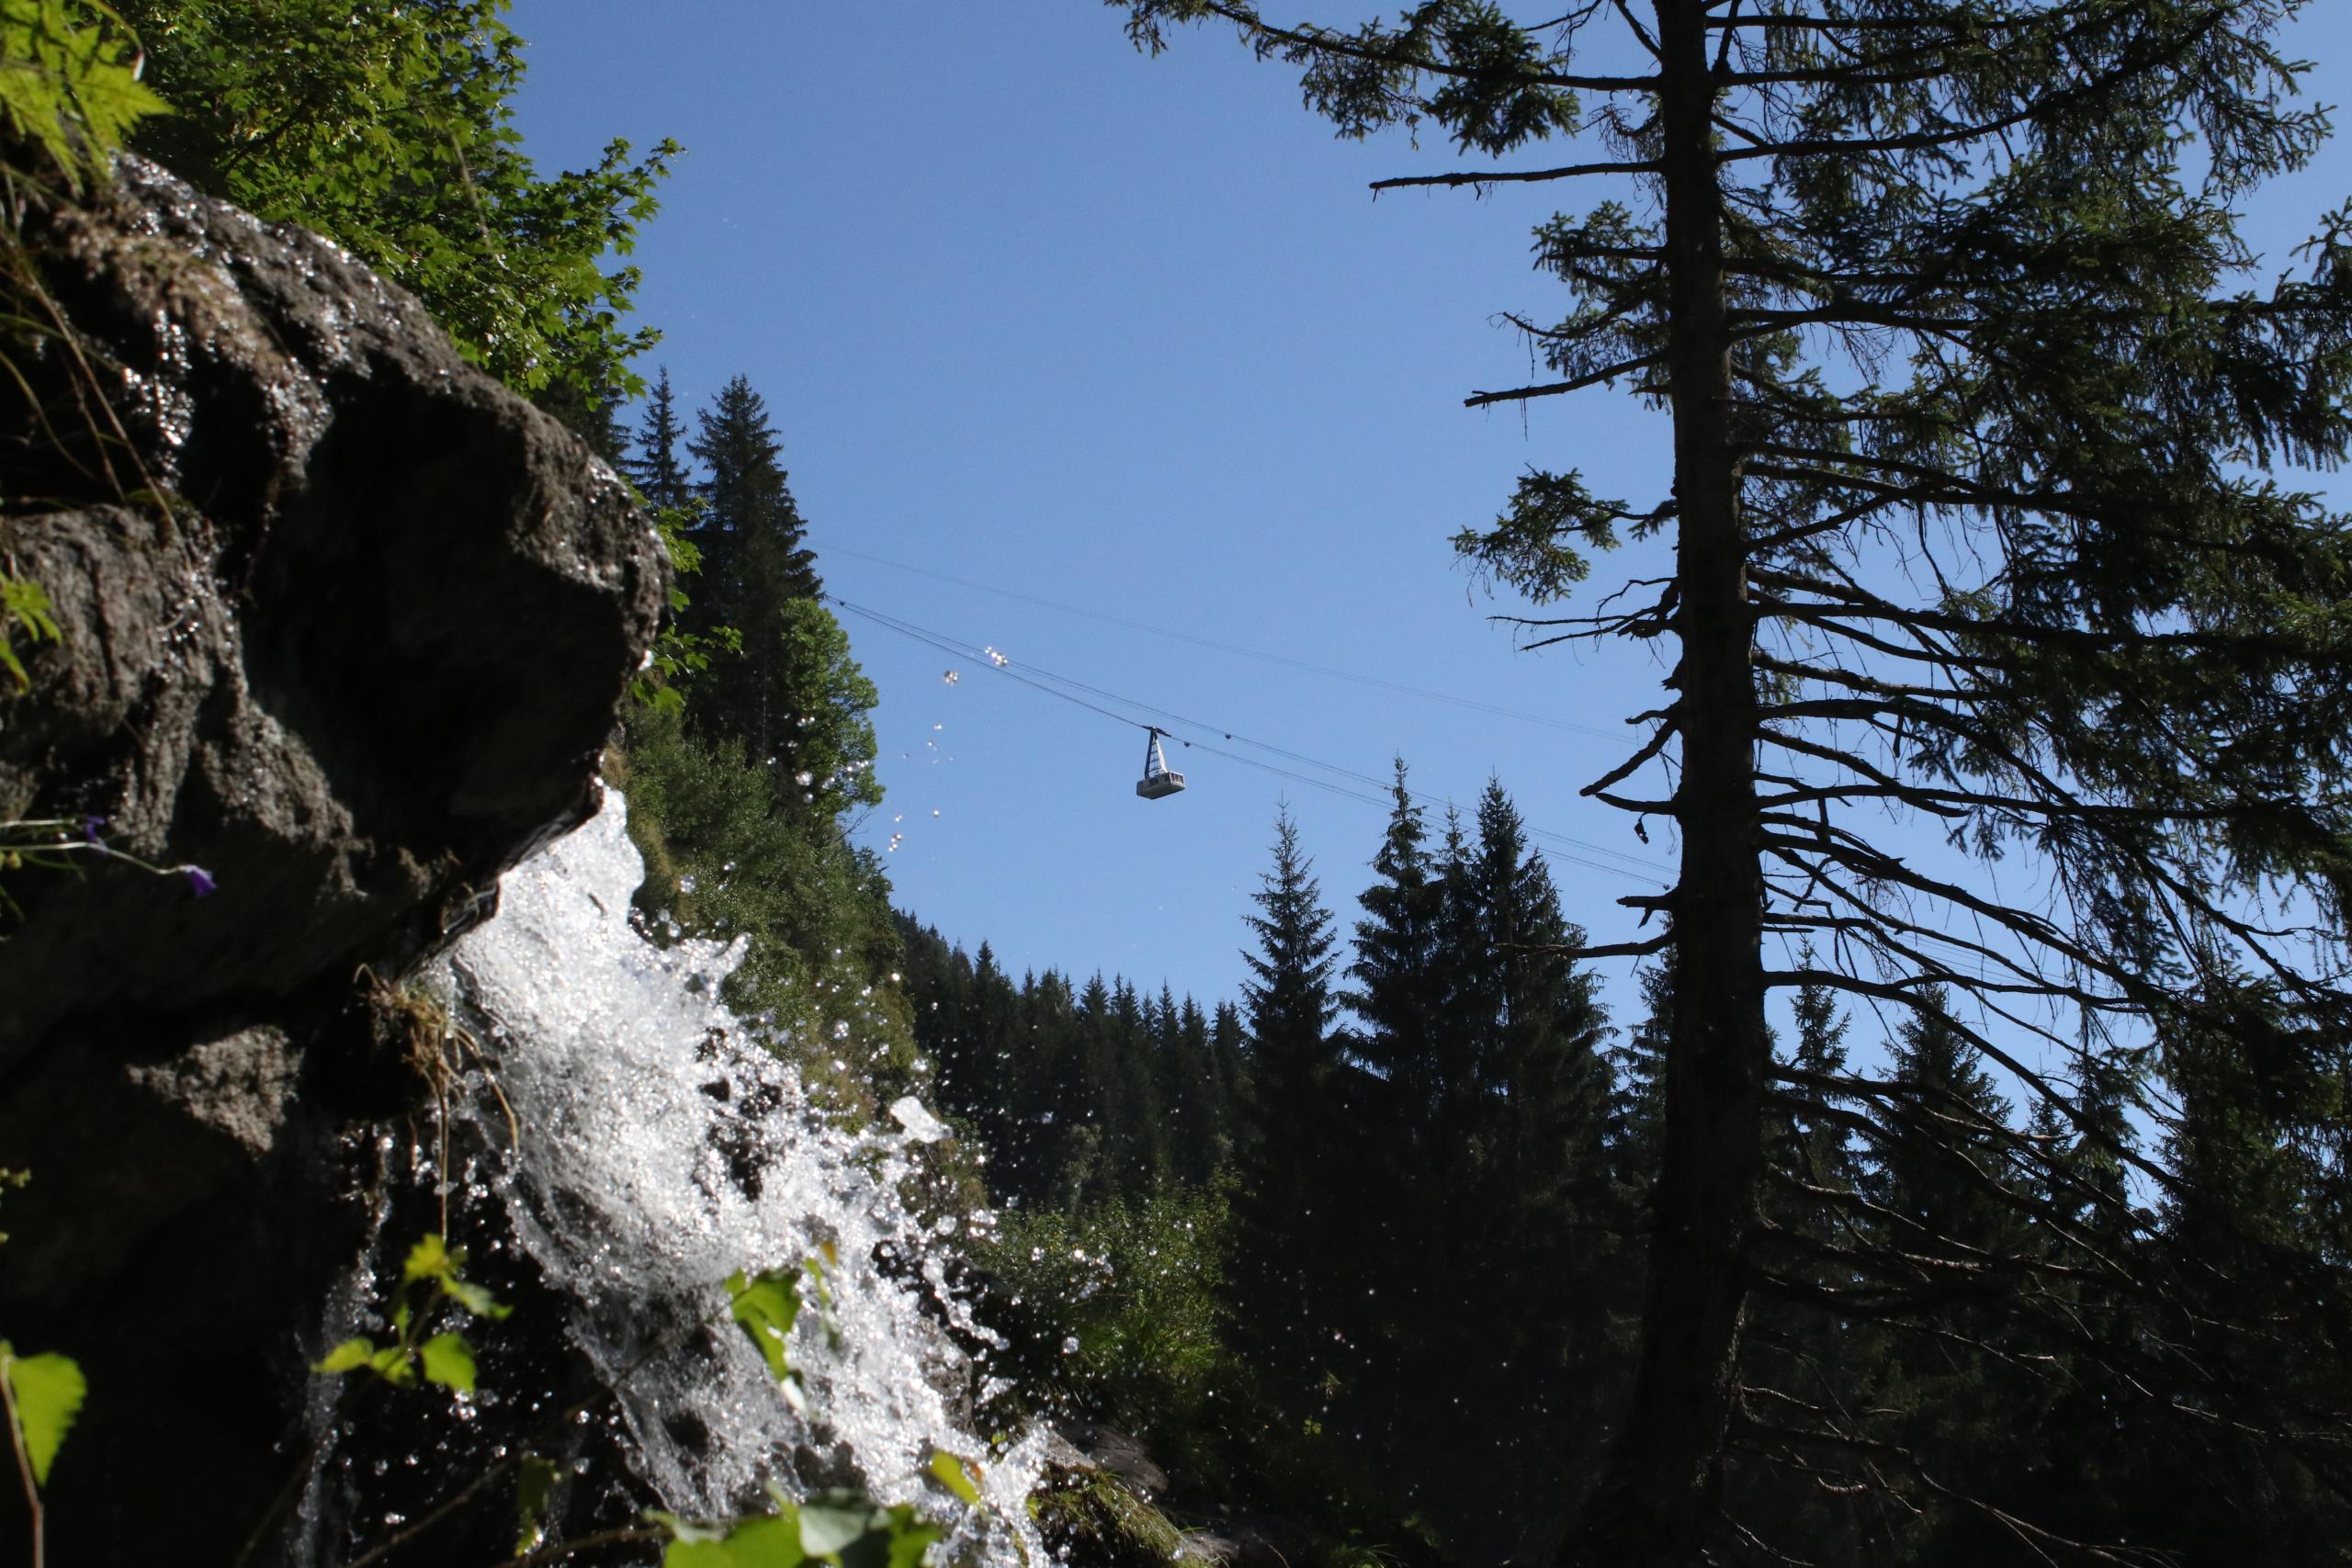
[0,153,663,1563]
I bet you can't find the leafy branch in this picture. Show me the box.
[314,1234,512,1399]
[0,1169,83,1568]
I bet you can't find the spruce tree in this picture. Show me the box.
[688,374,820,614]
[1460,781,1617,1555]
[1343,760,1445,1121]
[1230,807,1351,1427]
[629,367,695,512]
[677,376,878,823]
[1116,5,2352,1556]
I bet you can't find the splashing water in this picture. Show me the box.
[421,788,1045,1558]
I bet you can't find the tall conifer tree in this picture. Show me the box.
[1344,760,1445,1120]
[1230,807,1351,1425]
[629,367,694,512]
[1116,5,2352,1555]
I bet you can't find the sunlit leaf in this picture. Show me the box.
[443,1275,514,1321]
[405,1233,512,1318]
[725,1268,802,1382]
[403,1233,455,1283]
[0,1344,83,1487]
[928,1449,983,1507]
[662,1509,805,1568]
[314,1337,379,1374]
[420,1332,477,1396]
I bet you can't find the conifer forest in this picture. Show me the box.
[5,3,2352,1568]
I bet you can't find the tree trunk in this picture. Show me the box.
[1553,4,1765,1563]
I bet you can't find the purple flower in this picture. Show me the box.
[185,866,217,898]
[81,815,106,845]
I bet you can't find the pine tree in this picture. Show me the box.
[1117,6,2352,1556]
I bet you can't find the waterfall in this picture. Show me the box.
[301,788,1046,1562]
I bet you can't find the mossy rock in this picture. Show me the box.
[1031,1465,1188,1568]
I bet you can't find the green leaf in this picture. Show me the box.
[419,1332,478,1396]
[718,1513,807,1567]
[661,1509,805,1568]
[443,1275,514,1321]
[404,1233,512,1319]
[369,1343,417,1386]
[795,1502,874,1558]
[0,1344,83,1487]
[881,1518,943,1568]
[515,1454,560,1557]
[403,1233,456,1283]
[725,1268,802,1382]
[834,1506,939,1568]
[0,0,169,192]
[314,1337,379,1374]
[928,1449,983,1507]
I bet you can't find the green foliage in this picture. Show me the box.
[316,1234,509,1397]
[403,1230,513,1321]
[616,702,917,1110]
[768,599,885,819]
[415,1332,477,1397]
[0,1342,82,1488]
[896,918,1240,1205]
[117,0,673,401]
[669,375,880,813]
[514,1453,561,1556]
[986,1181,1237,1448]
[628,368,737,715]
[663,1507,806,1568]
[1029,1468,1187,1568]
[0,0,167,192]
[725,1266,805,1384]
[0,572,58,693]
[659,1489,944,1568]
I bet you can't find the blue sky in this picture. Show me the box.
[511,2,2352,1043]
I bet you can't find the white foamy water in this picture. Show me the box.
[442,788,1045,1558]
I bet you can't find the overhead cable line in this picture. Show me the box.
[819,541,1627,741]
[832,595,2018,959]
[827,594,1672,883]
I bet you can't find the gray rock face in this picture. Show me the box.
[0,156,662,1563]
[0,154,662,1053]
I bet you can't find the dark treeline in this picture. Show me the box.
[894,925,1245,1207]
[905,761,2352,1567]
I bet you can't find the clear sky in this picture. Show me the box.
[509,2,2352,1039]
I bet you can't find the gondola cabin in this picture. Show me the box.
[1136,728,1186,799]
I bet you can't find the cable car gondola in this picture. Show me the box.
[1136,727,1186,799]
